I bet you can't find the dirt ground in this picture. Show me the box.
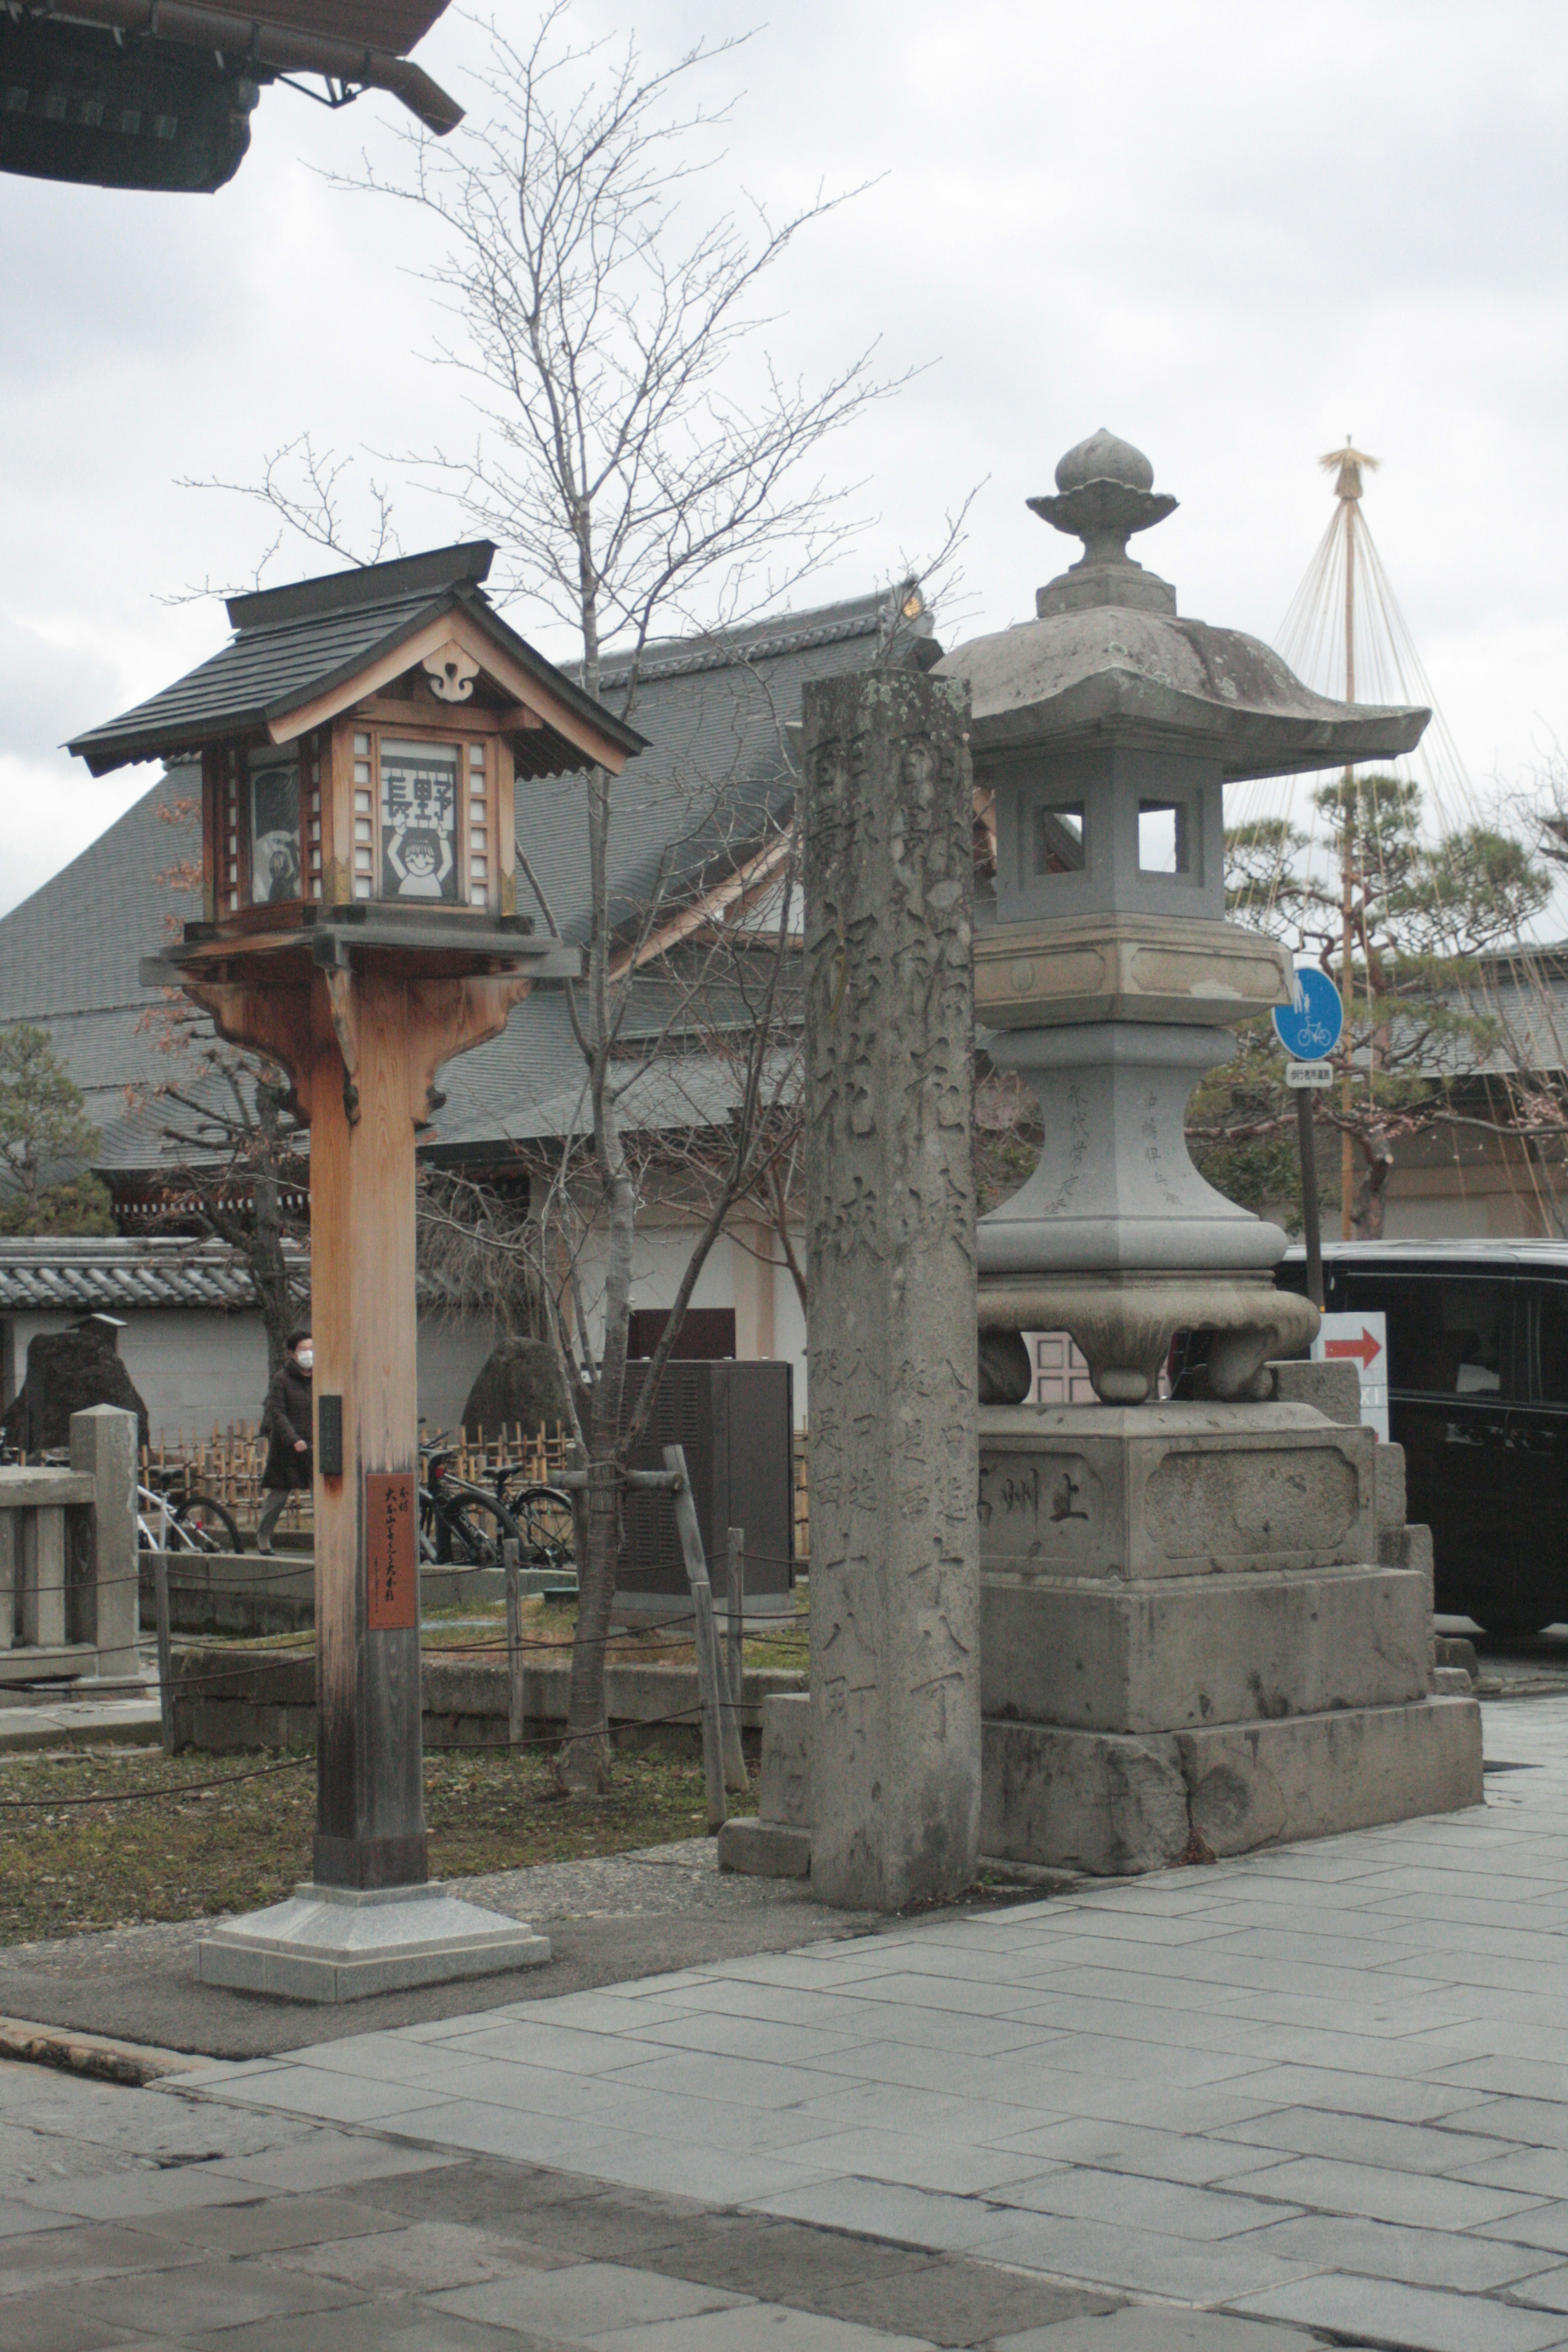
[0,1735,755,1947]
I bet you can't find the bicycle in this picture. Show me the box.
[136,1485,245,1554]
[418,1446,526,1567]
[492,1470,575,1572]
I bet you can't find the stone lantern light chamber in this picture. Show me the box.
[936,429,1430,1403]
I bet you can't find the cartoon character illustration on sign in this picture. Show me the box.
[385,825,452,898]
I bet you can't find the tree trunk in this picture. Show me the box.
[1352,1129,1395,1238]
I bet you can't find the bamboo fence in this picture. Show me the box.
[142,1418,813,1564]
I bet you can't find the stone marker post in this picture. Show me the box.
[69,1405,139,1680]
[803,670,980,1910]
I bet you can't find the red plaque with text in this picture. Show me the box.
[366,1472,417,1631]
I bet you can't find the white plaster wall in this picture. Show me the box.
[4,1308,269,1443]
[1381,1195,1492,1242]
[416,1310,508,1437]
[2,1305,502,1447]
[772,1246,808,1424]
[563,1217,809,1420]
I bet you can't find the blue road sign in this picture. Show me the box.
[1273,967,1344,1061]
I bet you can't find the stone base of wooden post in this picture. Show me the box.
[196,1880,549,2003]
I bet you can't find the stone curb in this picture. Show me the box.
[0,2012,206,2087]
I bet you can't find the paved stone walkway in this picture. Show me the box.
[9,1697,1568,2347]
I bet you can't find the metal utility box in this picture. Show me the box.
[617,1361,795,1621]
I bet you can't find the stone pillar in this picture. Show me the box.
[803,670,980,1910]
[70,1405,140,1679]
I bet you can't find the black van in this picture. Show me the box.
[1275,1241,1568,1637]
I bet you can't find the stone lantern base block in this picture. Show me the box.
[982,1699,1483,1877]
[196,1881,550,2003]
[978,1402,1482,1875]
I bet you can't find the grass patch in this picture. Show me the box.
[0,1736,754,1947]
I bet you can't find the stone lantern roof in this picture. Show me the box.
[938,432,1429,781]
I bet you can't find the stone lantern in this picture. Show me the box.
[944,429,1428,1402]
[931,438,1482,1875]
[70,541,644,1996]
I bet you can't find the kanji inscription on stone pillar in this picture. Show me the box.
[803,669,980,1909]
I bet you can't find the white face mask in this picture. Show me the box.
[295,1348,314,1372]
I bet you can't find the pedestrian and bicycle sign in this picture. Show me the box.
[1273,966,1344,1063]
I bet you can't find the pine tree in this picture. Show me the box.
[0,1024,116,1236]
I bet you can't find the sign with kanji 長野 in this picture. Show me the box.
[366,1472,417,1631]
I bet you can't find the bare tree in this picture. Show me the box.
[316,9,901,1786]
[178,6,915,1789]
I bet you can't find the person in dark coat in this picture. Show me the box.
[257,1329,312,1554]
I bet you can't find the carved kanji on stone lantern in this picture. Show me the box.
[69,542,644,1998]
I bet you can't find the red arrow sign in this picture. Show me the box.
[1325,1327,1382,1370]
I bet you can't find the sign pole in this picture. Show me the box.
[1296,1086,1324,1311]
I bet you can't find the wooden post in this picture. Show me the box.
[153,1549,175,1757]
[1298,1087,1325,1311]
[504,1537,524,1751]
[663,1444,728,1829]
[724,1526,747,1791]
[726,1526,744,1706]
[310,964,427,1889]
[0,1513,13,1651]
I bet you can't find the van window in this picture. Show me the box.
[1341,1274,1508,1397]
[1536,1284,1568,1405]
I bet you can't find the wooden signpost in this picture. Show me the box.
[69,541,643,1997]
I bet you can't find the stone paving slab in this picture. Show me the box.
[0,1842,880,2059]
[139,1695,1568,2348]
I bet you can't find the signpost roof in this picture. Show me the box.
[68,541,646,781]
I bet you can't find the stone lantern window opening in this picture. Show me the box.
[1136,795,1200,881]
[1033,800,1087,876]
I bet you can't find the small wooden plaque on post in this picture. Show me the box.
[366,1472,417,1631]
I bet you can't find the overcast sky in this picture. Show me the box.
[2,0,1564,914]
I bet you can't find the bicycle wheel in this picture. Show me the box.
[439,1485,526,1567]
[501,1483,575,1570]
[173,1493,244,1554]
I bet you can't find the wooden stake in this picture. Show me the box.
[504,1537,524,1751]
[663,1443,727,1829]
[153,1550,175,1757]
[724,1525,749,1788]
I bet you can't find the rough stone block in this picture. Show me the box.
[979,1403,1375,1581]
[981,1719,1190,1875]
[1375,1440,1408,1533]
[70,1407,140,1679]
[981,1695,1483,1874]
[1178,1695,1483,1857]
[715,1818,811,1877]
[758,1692,811,1826]
[1268,1358,1361,1425]
[981,1567,1431,1733]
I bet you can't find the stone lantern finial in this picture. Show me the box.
[1028,429,1178,619]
